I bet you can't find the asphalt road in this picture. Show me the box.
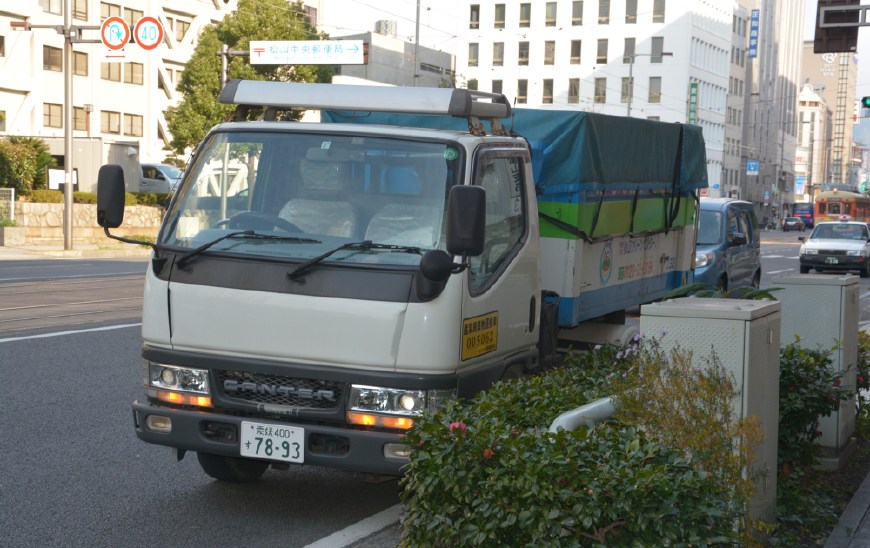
[0,258,401,548]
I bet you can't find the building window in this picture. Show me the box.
[124,7,143,29]
[519,3,531,27]
[101,2,121,19]
[43,46,62,71]
[621,77,632,103]
[492,80,503,94]
[542,79,553,104]
[40,0,61,15]
[518,41,529,65]
[649,76,662,103]
[101,111,120,134]
[73,107,87,131]
[494,4,505,28]
[626,0,637,24]
[598,0,610,24]
[651,37,665,62]
[594,78,606,103]
[73,0,88,20]
[124,113,143,137]
[304,5,318,27]
[572,1,583,25]
[101,63,121,82]
[568,78,580,103]
[545,2,557,26]
[468,43,479,67]
[493,42,504,66]
[570,40,581,64]
[0,36,4,57]
[653,0,665,23]
[517,80,528,104]
[124,62,143,85]
[544,41,555,65]
[623,38,635,63]
[596,39,608,64]
[174,19,190,42]
[469,4,480,29]
[73,51,88,76]
[44,103,62,128]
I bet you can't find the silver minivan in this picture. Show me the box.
[693,198,762,289]
[139,163,182,193]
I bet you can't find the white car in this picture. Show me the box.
[799,221,870,278]
[140,163,182,193]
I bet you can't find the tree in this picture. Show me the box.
[165,0,333,155]
[0,139,39,195]
[7,136,57,190]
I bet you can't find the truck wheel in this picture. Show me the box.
[862,263,870,279]
[197,452,268,482]
[799,265,810,274]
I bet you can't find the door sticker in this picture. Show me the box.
[461,311,498,361]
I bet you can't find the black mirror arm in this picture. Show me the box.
[102,226,168,275]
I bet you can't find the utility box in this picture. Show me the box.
[639,298,781,523]
[771,274,858,468]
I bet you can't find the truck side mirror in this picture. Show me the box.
[446,185,485,256]
[97,164,127,228]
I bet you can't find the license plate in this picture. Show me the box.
[240,421,304,463]
[825,257,839,264]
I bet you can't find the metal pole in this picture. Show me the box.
[626,54,634,117]
[413,0,420,86]
[220,44,228,88]
[63,0,73,250]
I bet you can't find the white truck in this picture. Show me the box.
[96,80,708,481]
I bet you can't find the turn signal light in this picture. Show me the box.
[156,390,213,408]
[347,412,414,430]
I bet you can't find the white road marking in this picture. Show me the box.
[766,269,794,275]
[0,323,141,343]
[303,504,402,548]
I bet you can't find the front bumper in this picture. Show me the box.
[132,400,408,475]
[800,255,866,273]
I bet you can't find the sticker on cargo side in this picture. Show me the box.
[461,311,498,361]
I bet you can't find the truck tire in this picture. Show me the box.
[196,452,269,482]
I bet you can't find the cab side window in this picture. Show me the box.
[468,152,526,293]
[737,211,752,243]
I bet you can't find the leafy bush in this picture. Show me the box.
[777,338,851,472]
[30,189,64,203]
[0,217,17,227]
[400,340,753,546]
[28,190,154,206]
[0,139,39,194]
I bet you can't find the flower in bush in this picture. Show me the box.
[482,447,495,459]
[449,421,467,437]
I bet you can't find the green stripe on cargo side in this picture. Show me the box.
[538,198,697,239]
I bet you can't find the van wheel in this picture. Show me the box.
[862,264,870,279]
[751,271,761,289]
[197,452,268,482]
[800,265,810,274]
[717,276,728,292]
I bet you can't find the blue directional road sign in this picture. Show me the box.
[249,40,364,65]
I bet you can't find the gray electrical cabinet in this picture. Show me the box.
[772,274,859,467]
[639,298,781,522]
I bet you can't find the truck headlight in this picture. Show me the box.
[801,248,817,255]
[143,361,212,407]
[695,251,713,268]
[347,385,456,429]
[847,250,862,256]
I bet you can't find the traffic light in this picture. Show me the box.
[862,97,870,109]
[814,0,860,53]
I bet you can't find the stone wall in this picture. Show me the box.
[13,202,163,245]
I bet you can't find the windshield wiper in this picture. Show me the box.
[287,240,423,280]
[176,231,321,268]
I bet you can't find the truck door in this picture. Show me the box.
[458,147,540,391]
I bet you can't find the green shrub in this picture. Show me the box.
[72,191,97,204]
[0,217,17,227]
[777,338,851,472]
[30,189,64,203]
[400,341,750,546]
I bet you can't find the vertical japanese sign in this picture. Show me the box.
[687,82,698,124]
[748,9,759,59]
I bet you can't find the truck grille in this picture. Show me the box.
[818,249,847,256]
[215,370,343,411]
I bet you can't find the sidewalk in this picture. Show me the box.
[0,243,152,260]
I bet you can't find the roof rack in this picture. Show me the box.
[218,79,512,136]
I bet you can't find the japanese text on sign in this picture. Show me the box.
[249,40,364,65]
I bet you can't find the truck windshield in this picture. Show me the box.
[162,130,462,266]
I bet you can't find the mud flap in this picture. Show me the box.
[539,290,560,366]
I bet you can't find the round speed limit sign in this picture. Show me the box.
[134,16,164,50]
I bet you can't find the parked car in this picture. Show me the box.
[782,216,805,232]
[139,163,182,193]
[799,221,870,277]
[693,198,762,290]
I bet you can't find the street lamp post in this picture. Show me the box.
[11,4,99,250]
[626,51,672,117]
